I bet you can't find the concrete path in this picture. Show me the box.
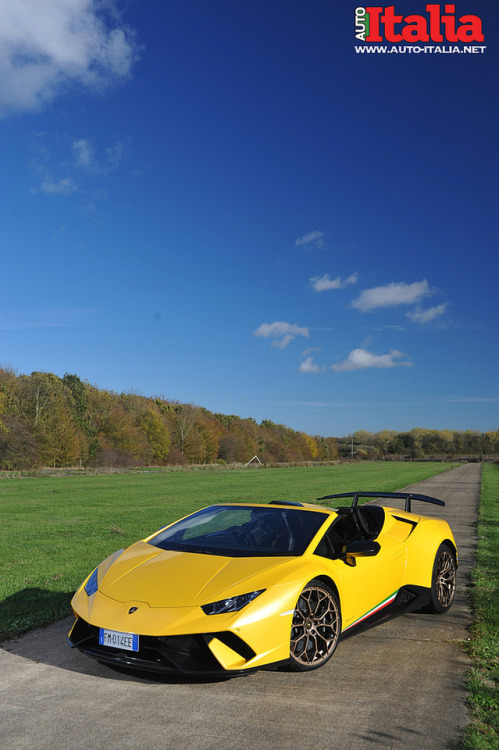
[0,463,480,750]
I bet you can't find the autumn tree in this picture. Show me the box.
[15,372,81,466]
[172,403,197,454]
[139,409,171,464]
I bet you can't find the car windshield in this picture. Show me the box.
[149,505,328,557]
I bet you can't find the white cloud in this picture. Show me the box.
[31,177,78,195]
[332,348,413,373]
[72,136,125,173]
[310,272,358,292]
[30,133,126,194]
[106,140,125,170]
[407,303,448,324]
[273,334,294,350]
[72,138,94,168]
[302,346,322,357]
[352,280,431,312]
[366,324,406,332]
[299,356,325,373]
[295,231,325,248]
[0,0,139,118]
[442,396,499,403]
[254,321,309,349]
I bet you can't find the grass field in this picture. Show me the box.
[457,462,499,749]
[0,461,457,642]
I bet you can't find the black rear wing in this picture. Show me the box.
[316,491,444,514]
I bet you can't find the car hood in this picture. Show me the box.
[99,541,292,607]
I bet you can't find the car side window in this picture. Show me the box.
[314,527,344,560]
[360,505,385,538]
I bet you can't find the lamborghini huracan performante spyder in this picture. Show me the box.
[68,492,457,675]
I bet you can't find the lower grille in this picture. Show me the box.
[68,618,253,675]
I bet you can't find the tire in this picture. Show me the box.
[425,543,456,614]
[288,579,341,671]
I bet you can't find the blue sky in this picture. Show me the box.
[1,0,497,437]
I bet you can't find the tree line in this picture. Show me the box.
[337,428,499,459]
[0,368,496,470]
[0,368,336,469]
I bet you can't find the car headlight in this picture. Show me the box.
[84,567,99,596]
[201,589,265,615]
[83,549,124,597]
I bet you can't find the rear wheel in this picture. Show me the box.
[288,580,341,671]
[426,543,456,613]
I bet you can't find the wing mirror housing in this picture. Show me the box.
[344,540,380,566]
[346,540,380,556]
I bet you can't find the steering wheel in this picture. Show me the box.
[234,529,257,547]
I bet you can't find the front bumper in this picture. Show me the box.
[68,616,260,675]
[69,579,300,674]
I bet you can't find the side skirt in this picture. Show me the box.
[339,585,431,640]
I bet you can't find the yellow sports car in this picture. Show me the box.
[68,492,457,675]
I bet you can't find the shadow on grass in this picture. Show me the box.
[0,588,240,685]
[0,587,74,643]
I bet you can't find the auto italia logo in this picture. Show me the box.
[354,4,486,54]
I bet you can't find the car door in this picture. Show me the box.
[315,511,407,628]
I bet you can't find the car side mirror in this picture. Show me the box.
[345,540,381,557]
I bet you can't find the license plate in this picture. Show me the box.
[99,628,139,652]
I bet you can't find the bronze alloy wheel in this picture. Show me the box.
[289,580,340,671]
[435,547,456,609]
[425,543,457,614]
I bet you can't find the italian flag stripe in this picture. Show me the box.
[342,590,399,632]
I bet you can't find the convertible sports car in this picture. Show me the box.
[68,492,457,675]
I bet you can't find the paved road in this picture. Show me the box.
[0,463,480,750]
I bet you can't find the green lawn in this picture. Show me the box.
[457,463,499,749]
[0,462,456,641]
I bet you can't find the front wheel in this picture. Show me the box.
[426,543,456,613]
[288,580,341,671]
